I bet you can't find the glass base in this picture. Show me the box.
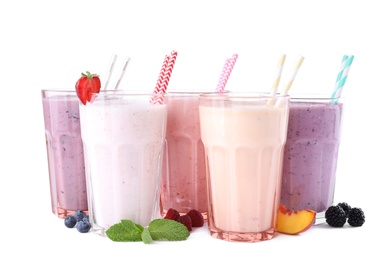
[161,208,208,222]
[314,211,326,225]
[209,227,276,242]
[54,207,88,219]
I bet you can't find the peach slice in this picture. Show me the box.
[276,204,316,235]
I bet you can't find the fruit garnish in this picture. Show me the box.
[337,202,352,217]
[73,210,87,221]
[106,219,190,244]
[75,71,101,105]
[347,207,365,227]
[64,215,77,228]
[76,219,91,233]
[63,209,91,233]
[325,205,347,227]
[325,202,365,228]
[185,209,204,227]
[276,204,316,235]
[164,208,180,221]
[178,215,192,231]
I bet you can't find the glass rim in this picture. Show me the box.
[199,91,289,99]
[288,93,345,101]
[166,90,219,96]
[41,89,76,93]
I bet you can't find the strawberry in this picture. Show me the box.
[185,209,204,227]
[75,71,101,105]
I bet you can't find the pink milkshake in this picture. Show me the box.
[160,92,207,219]
[199,93,289,242]
[41,89,88,218]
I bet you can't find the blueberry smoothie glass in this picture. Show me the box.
[41,89,88,218]
[280,95,345,223]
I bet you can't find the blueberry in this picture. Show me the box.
[74,210,87,221]
[76,220,91,233]
[64,215,77,228]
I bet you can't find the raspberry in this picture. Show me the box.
[337,202,352,217]
[185,209,204,227]
[164,208,180,221]
[178,215,192,231]
[325,205,347,227]
[347,207,365,227]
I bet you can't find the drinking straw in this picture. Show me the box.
[280,55,305,95]
[270,54,287,96]
[150,50,178,104]
[103,54,118,90]
[274,55,304,108]
[215,54,239,92]
[331,55,354,104]
[160,50,178,93]
[152,54,170,94]
[266,54,286,105]
[113,56,131,90]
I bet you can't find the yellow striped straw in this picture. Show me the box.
[270,54,286,96]
[280,55,305,95]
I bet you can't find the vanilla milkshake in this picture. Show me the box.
[79,92,167,234]
[199,93,289,242]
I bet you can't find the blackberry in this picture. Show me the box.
[76,220,91,233]
[325,205,347,227]
[64,215,77,228]
[337,202,352,217]
[347,207,365,227]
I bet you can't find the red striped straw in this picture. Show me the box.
[150,50,178,104]
[153,54,170,94]
[215,54,239,92]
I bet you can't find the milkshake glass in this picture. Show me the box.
[199,92,289,242]
[79,91,167,235]
[281,95,344,223]
[160,91,208,219]
[41,89,88,218]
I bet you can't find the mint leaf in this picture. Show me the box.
[148,219,190,241]
[141,227,153,244]
[106,219,144,242]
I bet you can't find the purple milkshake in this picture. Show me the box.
[42,89,88,218]
[281,96,344,220]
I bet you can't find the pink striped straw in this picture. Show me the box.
[150,50,178,104]
[153,54,170,94]
[215,54,239,92]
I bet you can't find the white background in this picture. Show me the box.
[0,0,387,259]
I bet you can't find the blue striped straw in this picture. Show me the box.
[331,55,354,104]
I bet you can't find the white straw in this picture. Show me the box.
[270,54,286,96]
[113,56,131,90]
[103,54,118,90]
[280,55,305,95]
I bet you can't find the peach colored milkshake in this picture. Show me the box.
[80,92,167,235]
[199,93,289,242]
[161,92,207,218]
